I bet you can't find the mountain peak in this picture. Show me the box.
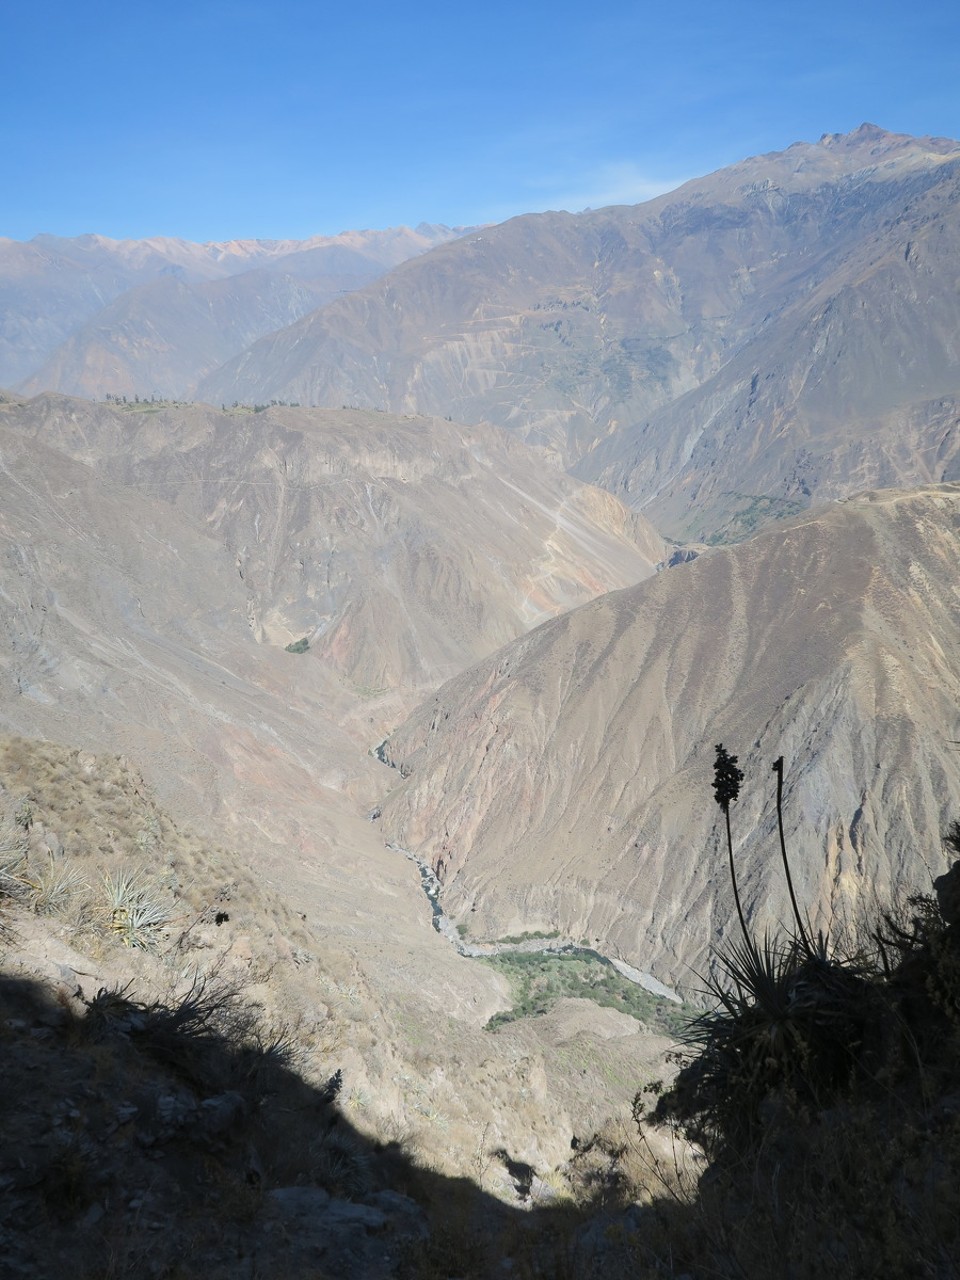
[813,122,960,157]
[818,122,894,148]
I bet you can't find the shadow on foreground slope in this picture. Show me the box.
[5,873,960,1280]
[2,969,662,1280]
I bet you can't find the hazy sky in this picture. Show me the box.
[4,0,958,241]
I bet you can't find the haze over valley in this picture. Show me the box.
[3,224,467,396]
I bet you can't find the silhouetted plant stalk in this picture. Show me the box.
[772,755,812,954]
[712,744,751,949]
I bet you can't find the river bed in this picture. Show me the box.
[388,841,681,1004]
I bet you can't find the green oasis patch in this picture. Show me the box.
[482,951,691,1035]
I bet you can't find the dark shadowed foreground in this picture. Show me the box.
[4,834,960,1280]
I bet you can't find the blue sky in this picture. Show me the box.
[3,0,959,242]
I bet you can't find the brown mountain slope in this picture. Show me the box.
[0,396,671,1181]
[375,485,960,990]
[1,224,467,393]
[0,417,377,819]
[2,394,662,701]
[198,127,960,541]
[575,152,960,539]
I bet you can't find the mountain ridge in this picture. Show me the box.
[2,224,471,393]
[375,483,960,988]
[194,125,960,542]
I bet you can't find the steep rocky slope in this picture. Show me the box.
[577,149,960,540]
[376,485,960,989]
[0,734,675,1270]
[0,388,671,1188]
[1,393,661,701]
[198,126,960,542]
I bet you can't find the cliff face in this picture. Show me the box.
[377,485,960,988]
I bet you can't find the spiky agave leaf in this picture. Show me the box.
[29,857,88,916]
[101,867,169,949]
[101,867,146,912]
[0,818,29,897]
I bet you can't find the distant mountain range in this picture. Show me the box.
[10,128,960,545]
[194,124,960,542]
[4,224,470,397]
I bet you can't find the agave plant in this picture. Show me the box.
[101,868,169,949]
[654,932,877,1153]
[0,817,29,898]
[29,857,88,917]
[652,747,881,1155]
